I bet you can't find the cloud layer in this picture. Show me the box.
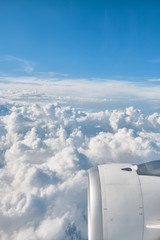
[0,91,160,239]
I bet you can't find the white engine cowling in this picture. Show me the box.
[88,160,160,240]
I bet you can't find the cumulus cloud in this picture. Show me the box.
[0,91,160,239]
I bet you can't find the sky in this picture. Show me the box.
[0,0,160,81]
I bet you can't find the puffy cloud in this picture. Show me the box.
[0,92,160,239]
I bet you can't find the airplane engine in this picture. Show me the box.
[88,160,160,240]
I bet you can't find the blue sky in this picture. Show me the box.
[0,0,160,81]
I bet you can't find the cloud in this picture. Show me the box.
[36,72,69,77]
[0,92,160,239]
[0,55,34,74]
[1,78,160,104]
[148,78,160,82]
[0,56,68,79]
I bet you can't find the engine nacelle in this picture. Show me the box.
[88,161,160,240]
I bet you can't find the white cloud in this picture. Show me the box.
[148,78,160,82]
[36,216,67,240]
[0,78,160,103]
[0,92,160,239]
[0,55,34,74]
[36,72,69,77]
[0,55,69,80]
